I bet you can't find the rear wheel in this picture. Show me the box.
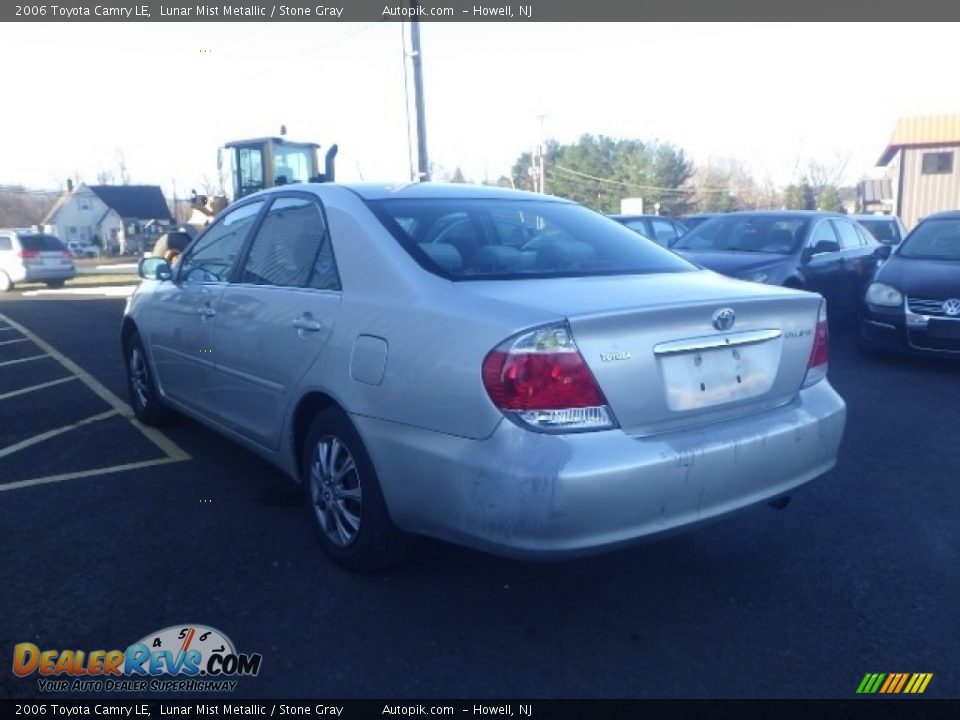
[124,331,173,425]
[0,272,13,292]
[302,407,414,572]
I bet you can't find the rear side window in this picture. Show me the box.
[20,235,64,252]
[0,236,11,251]
[367,199,693,280]
[241,196,339,290]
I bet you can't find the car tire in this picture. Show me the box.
[0,272,13,292]
[124,331,173,426]
[302,407,415,572]
[46,281,65,289]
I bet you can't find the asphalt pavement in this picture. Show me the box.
[0,291,957,700]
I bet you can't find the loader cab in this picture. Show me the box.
[221,137,334,200]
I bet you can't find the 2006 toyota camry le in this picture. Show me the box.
[123,183,846,571]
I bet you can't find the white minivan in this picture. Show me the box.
[0,229,76,291]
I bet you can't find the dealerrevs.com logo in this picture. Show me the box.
[13,624,262,693]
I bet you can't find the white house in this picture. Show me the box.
[43,184,172,253]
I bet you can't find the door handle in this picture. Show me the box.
[292,317,322,332]
[198,305,216,318]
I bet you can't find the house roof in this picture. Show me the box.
[877,114,960,165]
[88,185,172,221]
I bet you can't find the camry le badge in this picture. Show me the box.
[712,308,736,331]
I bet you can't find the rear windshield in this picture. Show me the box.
[857,219,901,244]
[20,235,65,252]
[672,215,809,254]
[899,219,960,260]
[366,198,694,280]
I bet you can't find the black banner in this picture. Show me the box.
[1,700,959,719]
[2,0,960,22]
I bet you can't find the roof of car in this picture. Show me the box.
[917,210,960,221]
[707,210,844,219]
[245,181,565,203]
[336,182,564,202]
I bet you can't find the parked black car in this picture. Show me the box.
[607,214,688,246]
[671,211,889,319]
[859,210,960,356]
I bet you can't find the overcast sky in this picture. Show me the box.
[2,22,958,196]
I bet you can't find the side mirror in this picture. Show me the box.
[807,240,840,258]
[138,257,172,281]
[874,244,892,260]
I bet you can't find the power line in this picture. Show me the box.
[550,165,734,195]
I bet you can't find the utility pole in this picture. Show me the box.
[409,1,430,181]
[536,114,546,195]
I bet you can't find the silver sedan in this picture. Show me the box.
[123,183,846,571]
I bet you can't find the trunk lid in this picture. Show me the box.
[463,271,823,435]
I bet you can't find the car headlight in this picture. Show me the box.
[865,282,903,307]
[740,270,769,283]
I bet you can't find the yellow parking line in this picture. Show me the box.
[0,311,190,463]
[0,337,28,346]
[0,354,48,367]
[0,376,78,401]
[0,410,119,459]
[0,457,183,493]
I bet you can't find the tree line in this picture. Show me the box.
[441,134,851,216]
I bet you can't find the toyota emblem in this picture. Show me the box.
[942,298,960,317]
[712,308,736,331]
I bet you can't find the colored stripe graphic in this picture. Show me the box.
[857,673,932,694]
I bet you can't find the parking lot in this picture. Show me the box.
[0,290,958,700]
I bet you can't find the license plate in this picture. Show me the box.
[658,341,780,411]
[927,319,960,340]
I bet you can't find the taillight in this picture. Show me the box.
[481,323,617,432]
[17,249,39,259]
[62,249,74,258]
[802,302,829,388]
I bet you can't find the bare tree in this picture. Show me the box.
[0,186,60,227]
[115,149,131,185]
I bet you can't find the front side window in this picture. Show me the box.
[180,201,265,283]
[368,199,692,280]
[808,220,840,251]
[241,196,338,290]
[673,215,809,254]
[832,220,864,250]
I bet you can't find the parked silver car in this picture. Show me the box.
[123,183,846,571]
[0,229,76,291]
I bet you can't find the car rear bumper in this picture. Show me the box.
[355,380,846,559]
[12,265,77,283]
